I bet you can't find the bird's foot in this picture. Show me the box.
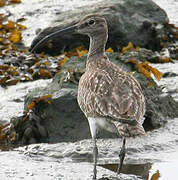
[93,172,97,180]
[93,159,97,180]
[93,140,98,179]
[117,138,126,175]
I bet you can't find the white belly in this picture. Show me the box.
[87,117,117,138]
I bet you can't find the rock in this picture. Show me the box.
[21,52,178,144]
[30,0,170,55]
[24,85,118,143]
[163,72,178,78]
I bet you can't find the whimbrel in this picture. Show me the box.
[31,14,146,179]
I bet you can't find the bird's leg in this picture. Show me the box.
[93,138,98,180]
[117,138,126,175]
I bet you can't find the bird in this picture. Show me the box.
[30,14,146,180]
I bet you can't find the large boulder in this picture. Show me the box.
[18,53,178,144]
[30,0,170,55]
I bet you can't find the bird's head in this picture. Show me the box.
[76,14,108,37]
[30,14,107,53]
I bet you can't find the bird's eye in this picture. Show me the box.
[88,19,95,25]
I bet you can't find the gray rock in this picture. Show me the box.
[24,86,118,143]
[30,0,169,55]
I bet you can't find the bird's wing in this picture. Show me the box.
[78,69,145,124]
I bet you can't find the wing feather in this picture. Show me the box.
[78,68,145,124]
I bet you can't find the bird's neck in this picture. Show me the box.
[87,33,107,66]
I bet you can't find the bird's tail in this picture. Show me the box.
[114,121,145,137]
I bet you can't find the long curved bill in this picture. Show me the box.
[30,24,78,53]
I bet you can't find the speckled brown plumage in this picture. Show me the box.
[76,14,146,178]
[77,15,145,138]
[30,13,146,179]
